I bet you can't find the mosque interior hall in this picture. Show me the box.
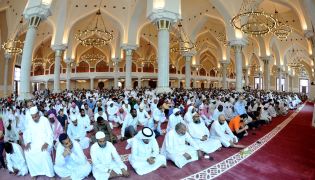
[0,0,315,180]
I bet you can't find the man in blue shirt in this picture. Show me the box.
[234,95,246,115]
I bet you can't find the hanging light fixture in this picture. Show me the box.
[2,18,24,54]
[273,9,291,40]
[74,0,113,47]
[231,0,277,36]
[170,21,196,54]
[287,43,304,70]
[81,46,105,62]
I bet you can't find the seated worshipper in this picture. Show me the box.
[121,109,139,140]
[69,102,79,117]
[228,114,249,140]
[260,106,272,123]
[209,114,245,148]
[48,114,64,145]
[166,108,183,132]
[188,113,222,154]
[107,101,122,125]
[67,116,90,149]
[57,109,68,131]
[83,103,95,122]
[129,127,167,175]
[151,102,167,136]
[47,104,57,117]
[211,105,225,123]
[268,103,277,118]
[137,104,150,126]
[234,96,247,115]
[4,119,19,143]
[54,133,91,180]
[0,118,6,169]
[92,117,117,143]
[94,107,108,124]
[91,131,129,180]
[224,104,236,121]
[117,108,127,124]
[23,106,55,179]
[78,108,93,132]
[184,106,195,124]
[4,142,28,176]
[199,99,211,126]
[122,99,131,113]
[161,123,201,168]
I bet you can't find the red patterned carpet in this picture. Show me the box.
[0,103,313,180]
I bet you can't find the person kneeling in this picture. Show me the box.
[129,127,167,175]
[4,142,28,176]
[91,131,129,180]
[54,133,91,180]
[229,114,249,140]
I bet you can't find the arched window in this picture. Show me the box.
[143,63,154,73]
[77,61,90,73]
[95,61,109,72]
[199,68,206,76]
[210,69,216,77]
[34,65,44,76]
[169,65,176,74]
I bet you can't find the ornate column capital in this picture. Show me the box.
[23,2,52,21]
[229,39,247,52]
[260,56,272,64]
[147,9,180,24]
[64,58,74,64]
[121,44,138,55]
[182,50,196,58]
[220,60,230,67]
[51,44,67,51]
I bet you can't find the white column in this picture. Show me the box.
[183,54,193,89]
[52,45,66,93]
[243,68,249,86]
[121,45,136,90]
[45,81,48,89]
[261,56,271,90]
[19,16,42,100]
[65,60,72,90]
[113,59,119,89]
[137,77,141,89]
[155,19,172,93]
[3,53,11,97]
[278,67,282,91]
[193,70,197,88]
[220,61,229,89]
[90,78,94,90]
[231,43,245,92]
[177,79,181,88]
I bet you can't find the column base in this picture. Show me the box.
[17,92,34,101]
[155,87,172,94]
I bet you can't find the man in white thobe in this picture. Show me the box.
[209,115,244,148]
[91,131,129,180]
[23,106,55,178]
[166,108,183,132]
[77,109,93,132]
[107,101,121,124]
[67,116,90,149]
[137,104,150,126]
[54,133,91,180]
[121,109,139,139]
[129,127,166,175]
[161,123,200,168]
[4,142,28,176]
[188,113,222,154]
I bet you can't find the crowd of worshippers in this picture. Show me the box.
[0,88,304,179]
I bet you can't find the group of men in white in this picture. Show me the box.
[0,89,303,180]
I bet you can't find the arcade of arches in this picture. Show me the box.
[0,0,315,99]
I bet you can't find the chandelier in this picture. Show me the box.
[81,46,105,62]
[137,57,156,67]
[74,2,113,47]
[273,9,291,40]
[170,21,196,53]
[231,0,277,36]
[2,18,24,54]
[287,48,304,70]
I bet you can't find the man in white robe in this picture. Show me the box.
[54,133,91,180]
[67,116,90,149]
[166,108,183,132]
[161,123,200,168]
[209,115,244,148]
[129,127,166,175]
[121,109,139,139]
[77,109,93,132]
[188,113,222,154]
[107,101,121,124]
[91,131,129,180]
[23,106,55,179]
[137,104,150,126]
[4,142,28,176]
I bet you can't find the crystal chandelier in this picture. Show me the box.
[231,0,277,36]
[2,18,24,54]
[287,48,304,70]
[74,1,113,47]
[81,46,105,62]
[170,21,196,53]
[273,9,291,40]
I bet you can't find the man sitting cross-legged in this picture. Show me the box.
[54,133,91,180]
[4,142,28,176]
